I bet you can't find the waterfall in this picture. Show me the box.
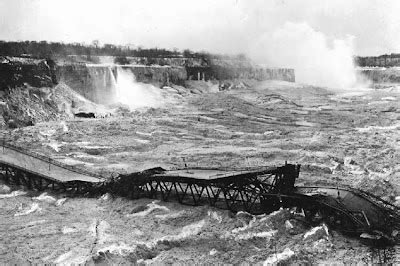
[108,66,118,103]
[108,66,117,87]
[113,67,163,110]
[83,65,163,108]
[85,65,118,104]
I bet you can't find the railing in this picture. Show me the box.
[166,166,278,179]
[0,141,105,180]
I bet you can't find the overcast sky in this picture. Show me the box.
[0,0,399,56]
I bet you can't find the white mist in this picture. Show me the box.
[114,67,163,110]
[250,22,366,89]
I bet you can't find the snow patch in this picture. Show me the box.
[263,248,295,265]
[208,210,223,223]
[55,198,67,206]
[311,239,334,253]
[40,129,56,137]
[15,202,41,216]
[60,121,69,132]
[155,210,185,220]
[356,123,400,132]
[232,216,257,234]
[46,141,62,152]
[0,190,27,199]
[99,193,112,201]
[27,220,46,226]
[268,208,286,218]
[209,249,218,256]
[285,220,294,230]
[97,220,111,244]
[133,138,150,144]
[33,192,56,203]
[234,230,277,241]
[360,233,382,240]
[225,213,278,241]
[381,96,396,101]
[136,131,153,137]
[96,242,135,256]
[62,226,79,234]
[159,220,206,242]
[88,219,98,236]
[304,224,329,240]
[295,120,316,127]
[127,201,169,217]
[54,250,89,265]
[99,220,206,252]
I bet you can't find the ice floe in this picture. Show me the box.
[33,192,56,203]
[54,250,90,265]
[15,202,41,216]
[127,201,169,217]
[0,190,27,199]
[207,210,223,223]
[263,248,295,265]
[55,198,67,206]
[304,224,329,240]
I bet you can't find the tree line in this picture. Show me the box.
[0,40,247,61]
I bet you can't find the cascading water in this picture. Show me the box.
[108,66,118,102]
[85,65,118,104]
[113,67,163,110]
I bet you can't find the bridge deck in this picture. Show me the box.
[153,167,276,180]
[0,145,103,183]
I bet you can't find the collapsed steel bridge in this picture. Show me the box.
[0,142,104,193]
[109,164,299,214]
[111,164,400,244]
[0,142,399,244]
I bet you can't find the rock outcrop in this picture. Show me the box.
[0,56,57,89]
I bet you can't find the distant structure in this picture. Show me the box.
[355,54,400,67]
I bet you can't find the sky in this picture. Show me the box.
[0,0,398,56]
[1,0,399,87]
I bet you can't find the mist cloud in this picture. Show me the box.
[249,22,358,88]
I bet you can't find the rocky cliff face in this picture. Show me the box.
[355,54,400,67]
[57,64,295,104]
[186,66,295,82]
[0,56,57,90]
[56,64,117,104]
[357,68,400,84]
[0,57,61,127]
[0,56,296,126]
[118,65,187,85]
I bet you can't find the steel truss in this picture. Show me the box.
[0,162,95,194]
[110,164,300,214]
